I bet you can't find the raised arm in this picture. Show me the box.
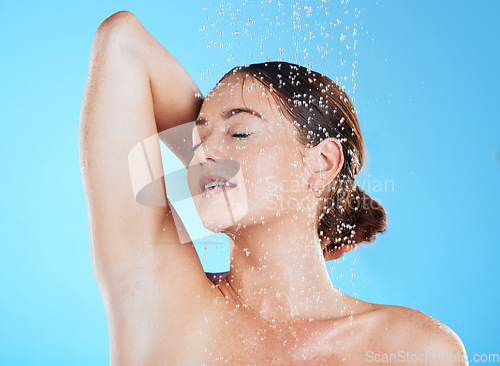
[79,11,217,363]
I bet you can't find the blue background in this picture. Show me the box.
[1,0,499,364]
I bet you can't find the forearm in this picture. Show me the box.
[141,26,203,133]
[97,11,203,167]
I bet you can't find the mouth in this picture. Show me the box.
[199,174,237,198]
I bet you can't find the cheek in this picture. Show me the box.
[241,145,307,207]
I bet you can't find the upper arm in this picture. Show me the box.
[79,11,216,350]
[388,306,468,365]
[425,326,468,365]
[420,319,468,365]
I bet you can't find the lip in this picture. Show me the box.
[199,173,237,194]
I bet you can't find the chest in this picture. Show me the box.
[172,303,372,365]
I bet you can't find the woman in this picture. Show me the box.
[79,11,467,365]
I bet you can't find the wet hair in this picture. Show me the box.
[219,61,387,255]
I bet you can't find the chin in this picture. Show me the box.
[199,209,239,233]
[192,186,249,233]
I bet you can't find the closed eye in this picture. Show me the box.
[232,133,252,138]
[191,133,253,151]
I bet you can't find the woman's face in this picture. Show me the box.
[187,73,315,233]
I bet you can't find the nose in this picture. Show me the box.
[193,134,224,165]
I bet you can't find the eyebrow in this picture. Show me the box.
[221,108,263,120]
[194,108,264,127]
[194,117,208,126]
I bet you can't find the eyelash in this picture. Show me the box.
[190,133,252,151]
[233,133,252,139]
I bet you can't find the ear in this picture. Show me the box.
[305,138,344,190]
[320,237,355,261]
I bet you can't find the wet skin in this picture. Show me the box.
[79,11,467,365]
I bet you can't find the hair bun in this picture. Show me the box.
[348,185,387,244]
[319,185,387,251]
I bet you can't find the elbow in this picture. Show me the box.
[98,10,139,33]
[87,10,143,67]
[94,10,142,44]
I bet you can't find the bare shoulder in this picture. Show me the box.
[370,304,468,365]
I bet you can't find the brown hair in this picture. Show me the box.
[219,62,387,254]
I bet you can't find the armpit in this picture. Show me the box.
[205,271,230,284]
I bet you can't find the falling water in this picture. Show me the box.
[199,0,362,97]
[197,0,365,298]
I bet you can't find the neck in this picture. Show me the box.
[225,214,347,325]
